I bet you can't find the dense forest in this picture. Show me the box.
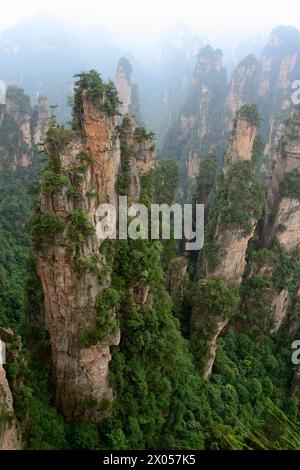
[1,22,300,452]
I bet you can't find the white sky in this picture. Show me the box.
[1,0,300,42]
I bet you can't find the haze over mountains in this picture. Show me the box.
[0,15,289,137]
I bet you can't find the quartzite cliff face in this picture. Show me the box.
[0,363,21,450]
[162,45,227,181]
[116,57,140,119]
[35,73,155,422]
[192,104,300,381]
[206,107,260,285]
[192,105,262,379]
[225,26,300,170]
[0,86,48,169]
[0,327,22,450]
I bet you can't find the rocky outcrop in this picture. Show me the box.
[224,26,300,173]
[263,106,300,249]
[227,114,257,166]
[35,73,155,422]
[116,57,140,119]
[161,45,227,180]
[203,318,228,380]
[225,55,259,129]
[116,58,132,115]
[186,152,199,179]
[36,92,120,421]
[270,289,289,333]
[0,85,48,169]
[32,96,49,145]
[190,277,238,379]
[191,280,229,379]
[120,116,155,202]
[166,257,189,308]
[0,365,21,450]
[207,107,261,286]
[192,106,261,379]
[0,328,22,450]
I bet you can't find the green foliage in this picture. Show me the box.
[107,236,207,449]
[77,150,94,166]
[6,362,20,380]
[42,170,68,195]
[67,209,94,251]
[0,112,29,159]
[212,160,265,235]
[280,169,300,201]
[68,423,101,450]
[238,275,274,331]
[73,254,102,278]
[30,212,65,250]
[237,104,260,126]
[45,125,74,172]
[11,329,69,450]
[196,277,239,320]
[116,141,134,196]
[1,70,299,452]
[73,70,121,120]
[195,149,216,204]
[79,288,120,347]
[6,85,32,115]
[0,409,13,438]
[203,331,297,449]
[0,167,36,325]
[134,127,155,143]
[154,160,179,205]
[190,278,239,372]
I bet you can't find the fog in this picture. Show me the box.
[2,0,300,55]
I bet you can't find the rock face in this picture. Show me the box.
[162,26,300,187]
[191,279,229,379]
[225,55,259,128]
[36,92,120,421]
[32,96,49,145]
[263,106,300,249]
[190,277,238,380]
[270,289,289,333]
[116,58,132,115]
[225,26,300,171]
[207,108,260,286]
[161,45,227,180]
[202,319,228,380]
[166,257,189,308]
[116,57,140,119]
[0,365,21,450]
[151,25,203,146]
[0,329,22,450]
[227,115,257,166]
[0,85,48,169]
[117,116,155,202]
[248,106,300,339]
[192,106,261,379]
[35,75,155,422]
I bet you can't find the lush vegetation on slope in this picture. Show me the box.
[1,85,300,451]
